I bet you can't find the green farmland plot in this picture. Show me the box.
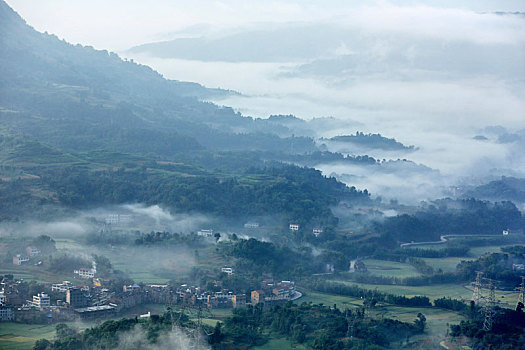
[298,290,364,309]
[0,323,56,350]
[364,259,422,278]
[328,281,473,301]
[421,257,466,273]
[253,336,307,350]
[326,280,520,308]
[0,321,95,350]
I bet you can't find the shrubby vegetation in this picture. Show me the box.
[450,307,525,349]
[225,238,320,277]
[456,247,525,286]
[32,310,205,350]
[433,297,468,312]
[397,246,470,258]
[133,231,207,247]
[33,303,425,349]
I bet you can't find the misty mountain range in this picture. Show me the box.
[127,22,525,83]
[0,0,524,218]
[0,1,424,165]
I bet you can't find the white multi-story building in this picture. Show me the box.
[52,281,73,293]
[32,293,50,308]
[289,224,299,231]
[313,228,323,237]
[74,268,95,278]
[197,229,213,237]
[244,222,259,229]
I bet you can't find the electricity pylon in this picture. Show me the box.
[472,271,483,304]
[482,278,496,331]
[516,276,525,312]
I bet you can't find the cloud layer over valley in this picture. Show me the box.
[6,0,525,203]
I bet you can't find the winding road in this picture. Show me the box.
[400,234,502,248]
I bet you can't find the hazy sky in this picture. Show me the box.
[6,0,525,51]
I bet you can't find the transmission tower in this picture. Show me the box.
[472,271,483,304]
[345,309,355,339]
[482,278,496,331]
[516,276,525,312]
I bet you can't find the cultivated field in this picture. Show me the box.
[253,336,307,350]
[364,258,421,278]
[0,321,96,350]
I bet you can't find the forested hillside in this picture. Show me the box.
[0,1,368,223]
[0,1,316,157]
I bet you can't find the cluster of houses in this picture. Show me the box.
[0,273,298,323]
[118,278,298,312]
[0,277,98,323]
[12,246,41,266]
[250,280,298,310]
[289,224,324,237]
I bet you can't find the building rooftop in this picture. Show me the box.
[74,305,115,313]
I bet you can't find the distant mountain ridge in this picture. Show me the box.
[466,177,525,203]
[322,132,417,151]
[126,24,344,62]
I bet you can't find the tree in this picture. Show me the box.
[414,313,426,332]
[32,339,50,350]
[209,322,224,344]
[55,323,76,339]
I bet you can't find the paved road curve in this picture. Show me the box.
[400,234,501,248]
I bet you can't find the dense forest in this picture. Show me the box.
[14,163,366,224]
[372,199,523,242]
[466,176,525,203]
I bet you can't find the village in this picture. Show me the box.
[2,243,300,324]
